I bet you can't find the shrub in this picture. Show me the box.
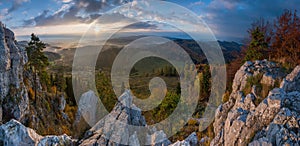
[64,105,77,122]
[188,119,198,126]
[242,73,264,95]
[222,91,230,103]
[28,87,35,101]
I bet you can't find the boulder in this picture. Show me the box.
[280,65,300,92]
[0,119,76,145]
[170,132,198,146]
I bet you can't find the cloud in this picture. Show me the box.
[0,9,9,20]
[13,23,91,36]
[189,1,204,7]
[8,0,30,13]
[23,0,130,27]
[195,0,300,40]
[125,21,158,30]
[62,0,73,3]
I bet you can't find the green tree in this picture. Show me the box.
[26,33,49,103]
[244,18,272,62]
[54,73,66,97]
[244,27,268,61]
[199,65,211,100]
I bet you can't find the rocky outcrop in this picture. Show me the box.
[231,60,283,94]
[79,90,171,146]
[74,90,101,126]
[0,22,29,123]
[280,65,300,92]
[211,61,300,146]
[249,67,300,146]
[170,132,198,146]
[0,119,76,145]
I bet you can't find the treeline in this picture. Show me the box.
[244,9,300,69]
[154,66,178,77]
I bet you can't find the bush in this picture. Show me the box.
[242,73,264,95]
[188,119,198,126]
[222,91,230,103]
[28,87,35,101]
[64,105,77,122]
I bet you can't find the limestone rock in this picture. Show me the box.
[249,138,272,146]
[0,22,29,122]
[0,119,42,145]
[38,134,76,146]
[58,95,66,111]
[76,90,101,126]
[170,132,198,146]
[79,90,171,146]
[251,92,300,146]
[0,119,76,146]
[231,60,283,94]
[211,60,300,146]
[280,65,300,92]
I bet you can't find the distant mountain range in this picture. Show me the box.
[19,36,243,73]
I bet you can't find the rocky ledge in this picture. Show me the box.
[0,119,76,145]
[211,61,300,146]
[78,90,198,146]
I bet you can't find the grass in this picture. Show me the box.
[242,73,282,106]
[242,73,264,96]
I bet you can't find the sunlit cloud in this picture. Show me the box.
[13,23,91,36]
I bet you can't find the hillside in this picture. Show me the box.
[45,36,242,73]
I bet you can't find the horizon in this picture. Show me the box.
[15,32,245,45]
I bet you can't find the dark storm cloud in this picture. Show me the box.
[198,0,300,40]
[126,22,158,30]
[23,0,131,26]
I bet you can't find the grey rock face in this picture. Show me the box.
[58,95,66,111]
[170,132,198,146]
[280,65,300,92]
[0,119,76,146]
[211,61,300,146]
[74,90,102,127]
[0,22,29,122]
[231,60,283,94]
[79,90,171,146]
[250,92,300,146]
[38,134,76,146]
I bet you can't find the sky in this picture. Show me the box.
[0,0,300,42]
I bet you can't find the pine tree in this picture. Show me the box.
[26,33,49,103]
[244,27,268,61]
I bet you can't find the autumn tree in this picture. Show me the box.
[272,10,300,67]
[26,33,49,103]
